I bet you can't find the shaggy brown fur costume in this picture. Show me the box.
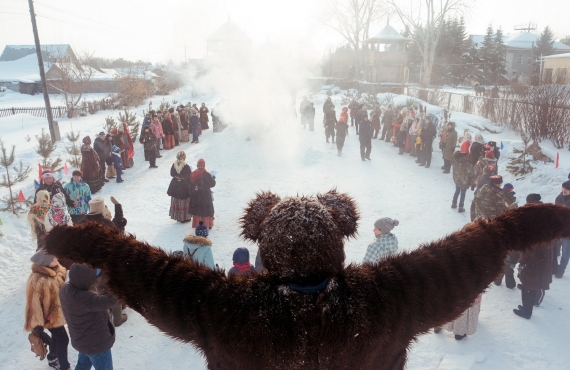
[45,190,570,370]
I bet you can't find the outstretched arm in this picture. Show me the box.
[366,204,570,338]
[44,222,225,343]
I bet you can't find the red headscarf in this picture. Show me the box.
[122,122,135,159]
[191,158,207,183]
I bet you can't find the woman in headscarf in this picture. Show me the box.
[167,151,192,223]
[469,133,486,166]
[27,190,51,251]
[45,193,73,233]
[189,158,216,228]
[80,136,102,193]
[162,113,175,150]
[121,122,135,168]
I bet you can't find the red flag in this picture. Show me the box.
[64,162,69,175]
[17,190,25,202]
[38,164,43,181]
[556,153,560,169]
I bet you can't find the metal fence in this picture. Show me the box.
[0,106,68,119]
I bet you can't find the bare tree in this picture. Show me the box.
[387,0,471,86]
[326,0,386,64]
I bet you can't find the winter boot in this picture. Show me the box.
[361,157,365,161]
[455,334,467,340]
[451,203,457,209]
[425,164,430,168]
[326,139,329,143]
[48,358,60,369]
[433,327,442,334]
[458,207,465,213]
[443,170,450,174]
[555,267,564,279]
[418,163,425,166]
[441,165,446,170]
[337,150,341,156]
[112,302,128,326]
[513,308,532,319]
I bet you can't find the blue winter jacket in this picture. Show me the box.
[183,234,215,269]
[64,179,92,215]
[359,120,373,141]
[111,152,123,170]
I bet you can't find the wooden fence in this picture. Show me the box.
[0,106,68,119]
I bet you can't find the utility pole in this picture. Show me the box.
[28,0,55,142]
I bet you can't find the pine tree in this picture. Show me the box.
[479,25,495,85]
[490,27,507,85]
[66,129,81,168]
[506,134,535,176]
[532,26,556,84]
[341,89,360,105]
[560,35,570,47]
[103,116,117,133]
[35,129,63,172]
[118,109,141,142]
[0,139,32,215]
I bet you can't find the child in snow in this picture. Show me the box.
[183,221,215,269]
[363,218,399,264]
[111,145,124,183]
[228,248,255,277]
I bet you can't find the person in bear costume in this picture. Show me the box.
[44,190,570,370]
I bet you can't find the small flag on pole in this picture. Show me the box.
[17,190,25,202]
[34,179,40,190]
[556,153,560,169]
[38,164,43,181]
[500,142,504,150]
[64,162,69,175]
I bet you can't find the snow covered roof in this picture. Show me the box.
[0,54,42,83]
[470,33,570,51]
[206,21,250,42]
[365,24,412,43]
[0,44,71,62]
[542,52,570,59]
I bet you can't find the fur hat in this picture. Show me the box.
[72,170,83,177]
[30,249,55,266]
[489,175,503,186]
[232,248,250,264]
[195,221,209,237]
[563,181,570,191]
[89,197,106,215]
[240,190,359,282]
[526,193,542,204]
[374,218,399,234]
[503,183,514,191]
[485,151,495,159]
[460,141,470,154]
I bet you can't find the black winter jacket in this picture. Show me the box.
[167,164,192,199]
[93,137,111,164]
[59,264,117,355]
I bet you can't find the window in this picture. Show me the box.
[518,55,523,64]
[527,56,532,65]
[544,68,553,84]
[556,68,568,84]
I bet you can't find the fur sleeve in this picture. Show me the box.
[366,204,570,337]
[44,222,226,343]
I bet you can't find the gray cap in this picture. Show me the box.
[30,249,55,266]
[374,218,399,234]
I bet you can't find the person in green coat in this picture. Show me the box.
[442,122,458,173]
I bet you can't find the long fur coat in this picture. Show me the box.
[24,263,67,331]
[44,190,570,370]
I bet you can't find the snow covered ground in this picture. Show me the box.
[0,86,569,369]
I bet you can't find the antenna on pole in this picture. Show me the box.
[514,22,537,33]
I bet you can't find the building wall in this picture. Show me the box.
[543,57,570,83]
[506,49,533,80]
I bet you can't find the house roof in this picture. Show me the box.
[0,44,71,62]
[365,24,412,43]
[542,52,570,59]
[0,54,42,82]
[470,33,570,52]
[206,21,250,42]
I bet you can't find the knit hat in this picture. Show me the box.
[460,141,470,154]
[232,247,250,264]
[42,168,55,179]
[197,159,206,169]
[526,193,542,204]
[72,170,83,177]
[89,197,106,214]
[485,151,495,159]
[489,175,503,186]
[503,183,514,191]
[563,181,570,191]
[195,220,209,237]
[374,217,399,234]
[30,249,55,266]
[488,141,497,147]
[112,145,120,153]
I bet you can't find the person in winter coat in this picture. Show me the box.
[398,118,411,155]
[409,117,421,157]
[93,132,111,184]
[111,127,131,169]
[434,294,482,341]
[44,191,570,370]
[111,145,124,183]
[179,107,190,140]
[299,96,311,128]
[323,97,334,116]
[359,115,373,161]
[324,106,337,143]
[60,264,117,370]
[451,148,475,213]
[45,193,74,234]
[162,113,175,150]
[25,249,70,370]
[513,194,554,319]
[139,126,158,168]
[189,159,216,228]
[371,104,381,139]
[169,107,182,146]
[336,108,349,156]
[363,218,399,263]
[199,103,210,130]
[380,106,394,141]
[348,99,359,126]
[306,102,316,131]
[503,183,517,206]
[356,106,368,135]
[473,175,508,220]
[150,114,165,152]
[441,122,458,173]
[64,170,92,223]
[183,222,215,269]
[28,190,51,251]
[473,151,497,182]
[228,248,255,276]
[476,165,495,191]
[469,133,485,166]
[554,181,570,278]
[120,122,135,168]
[80,136,102,194]
[168,151,192,223]
[190,112,201,143]
[418,118,436,168]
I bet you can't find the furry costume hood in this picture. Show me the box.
[183,234,212,246]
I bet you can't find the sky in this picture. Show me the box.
[0,0,569,64]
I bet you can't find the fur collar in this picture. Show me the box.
[31,263,61,277]
[183,234,212,246]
